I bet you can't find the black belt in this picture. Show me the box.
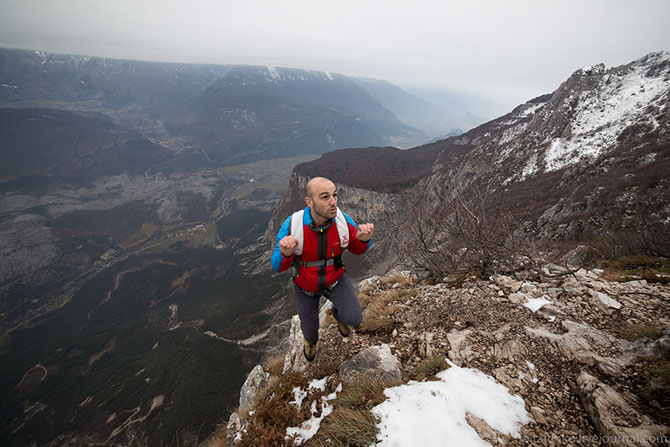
[297,280,339,297]
[300,258,337,268]
[296,254,343,270]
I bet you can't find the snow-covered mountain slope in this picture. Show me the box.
[433,51,669,187]
[411,51,670,248]
[504,51,669,182]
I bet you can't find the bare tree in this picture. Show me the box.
[390,185,538,280]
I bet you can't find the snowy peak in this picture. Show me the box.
[222,65,343,87]
[459,51,670,183]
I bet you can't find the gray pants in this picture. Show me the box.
[293,273,362,345]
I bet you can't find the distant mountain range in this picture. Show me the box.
[0,48,448,166]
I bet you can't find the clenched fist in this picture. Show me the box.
[279,235,299,257]
[356,223,374,242]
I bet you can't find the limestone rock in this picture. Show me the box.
[653,326,670,356]
[525,321,630,377]
[283,315,309,373]
[588,289,622,313]
[466,412,500,445]
[543,263,570,276]
[494,274,522,292]
[447,328,474,366]
[562,277,586,296]
[239,365,269,410]
[577,372,668,446]
[338,344,402,385]
[561,245,593,268]
[226,412,247,447]
[508,292,527,304]
[359,276,380,291]
[492,339,528,361]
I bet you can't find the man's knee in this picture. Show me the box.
[338,302,362,327]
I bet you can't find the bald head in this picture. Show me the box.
[304,177,338,224]
[305,177,335,200]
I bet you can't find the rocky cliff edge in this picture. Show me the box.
[211,264,670,447]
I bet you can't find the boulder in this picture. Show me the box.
[560,245,595,268]
[338,344,402,385]
[239,365,269,410]
[577,372,668,446]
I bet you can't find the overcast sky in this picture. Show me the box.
[1,0,669,117]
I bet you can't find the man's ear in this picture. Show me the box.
[305,196,312,207]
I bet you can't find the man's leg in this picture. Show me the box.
[328,273,362,328]
[293,284,320,345]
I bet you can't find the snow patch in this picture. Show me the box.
[286,383,342,444]
[266,66,282,82]
[523,297,551,313]
[372,360,531,446]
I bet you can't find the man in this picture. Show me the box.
[271,176,374,361]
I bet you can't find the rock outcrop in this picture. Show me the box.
[238,365,269,410]
[577,372,668,447]
[230,264,670,446]
[338,344,402,385]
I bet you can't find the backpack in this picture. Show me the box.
[290,207,350,256]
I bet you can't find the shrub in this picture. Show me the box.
[236,372,308,447]
[392,186,538,280]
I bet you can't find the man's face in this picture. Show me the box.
[307,179,338,222]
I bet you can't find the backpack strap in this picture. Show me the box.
[290,209,305,255]
[290,207,350,259]
[334,208,349,249]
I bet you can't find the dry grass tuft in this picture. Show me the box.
[602,256,670,284]
[413,356,449,381]
[358,300,398,334]
[621,323,663,341]
[306,409,378,447]
[264,354,286,377]
[335,374,392,410]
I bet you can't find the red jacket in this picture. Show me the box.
[271,207,371,292]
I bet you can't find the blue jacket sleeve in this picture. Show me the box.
[271,216,294,272]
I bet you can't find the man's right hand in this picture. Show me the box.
[279,235,299,257]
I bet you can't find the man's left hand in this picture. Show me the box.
[356,223,374,242]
